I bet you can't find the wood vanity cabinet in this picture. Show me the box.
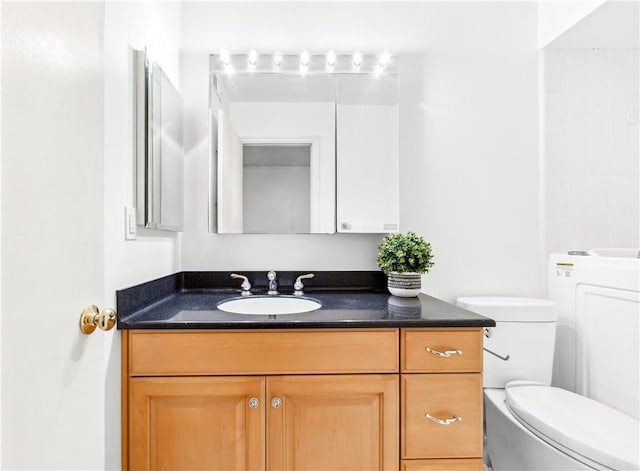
[122,328,483,471]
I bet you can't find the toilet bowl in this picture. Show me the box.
[457,296,640,471]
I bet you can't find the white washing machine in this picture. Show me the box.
[548,249,640,420]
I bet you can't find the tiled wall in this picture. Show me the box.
[545,48,639,252]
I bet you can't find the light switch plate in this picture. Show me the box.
[125,207,137,240]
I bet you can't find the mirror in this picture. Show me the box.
[336,74,399,233]
[212,73,336,234]
[209,53,398,234]
[134,48,184,231]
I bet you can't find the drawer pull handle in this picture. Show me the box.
[425,412,462,425]
[425,347,463,357]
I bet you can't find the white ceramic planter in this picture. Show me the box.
[387,272,421,297]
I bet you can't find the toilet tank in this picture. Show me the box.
[457,297,556,388]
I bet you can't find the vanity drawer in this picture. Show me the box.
[401,329,482,373]
[128,329,399,376]
[401,459,482,470]
[401,373,482,459]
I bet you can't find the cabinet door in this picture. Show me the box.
[336,75,399,233]
[130,376,265,470]
[267,374,399,470]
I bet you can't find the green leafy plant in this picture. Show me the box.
[377,231,434,275]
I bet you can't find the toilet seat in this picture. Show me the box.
[505,381,639,471]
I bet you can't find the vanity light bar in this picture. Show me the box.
[211,51,397,75]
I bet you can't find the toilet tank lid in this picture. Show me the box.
[456,297,556,322]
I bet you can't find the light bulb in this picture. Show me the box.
[326,50,336,68]
[300,50,310,67]
[220,49,231,65]
[378,51,391,67]
[248,49,258,68]
[273,52,283,69]
[352,51,362,68]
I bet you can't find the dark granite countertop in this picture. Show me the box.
[116,271,495,329]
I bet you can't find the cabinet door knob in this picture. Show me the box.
[248,397,260,409]
[271,397,282,409]
[425,412,462,425]
[425,347,463,357]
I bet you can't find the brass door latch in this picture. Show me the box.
[79,305,116,334]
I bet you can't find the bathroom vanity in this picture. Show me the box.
[118,272,494,471]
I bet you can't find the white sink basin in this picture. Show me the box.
[217,296,321,315]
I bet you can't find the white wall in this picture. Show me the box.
[103,2,182,468]
[547,0,639,50]
[538,0,606,49]
[181,2,543,300]
[544,48,639,252]
[401,48,542,300]
[542,0,639,254]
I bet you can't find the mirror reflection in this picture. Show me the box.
[135,48,184,232]
[212,73,336,234]
[243,144,312,233]
[209,54,398,234]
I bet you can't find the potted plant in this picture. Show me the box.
[377,231,434,297]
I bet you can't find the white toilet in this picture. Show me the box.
[457,296,639,471]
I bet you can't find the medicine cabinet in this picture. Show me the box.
[336,74,399,233]
[208,52,399,234]
[134,48,184,232]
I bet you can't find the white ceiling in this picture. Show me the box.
[548,0,639,49]
[181,1,538,54]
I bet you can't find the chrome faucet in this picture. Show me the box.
[230,273,252,296]
[294,273,315,296]
[267,271,279,295]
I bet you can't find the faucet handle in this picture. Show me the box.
[230,273,252,296]
[267,271,279,295]
[294,273,315,295]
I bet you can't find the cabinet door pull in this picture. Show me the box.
[425,347,463,357]
[271,397,282,409]
[425,412,462,425]
[248,397,260,409]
